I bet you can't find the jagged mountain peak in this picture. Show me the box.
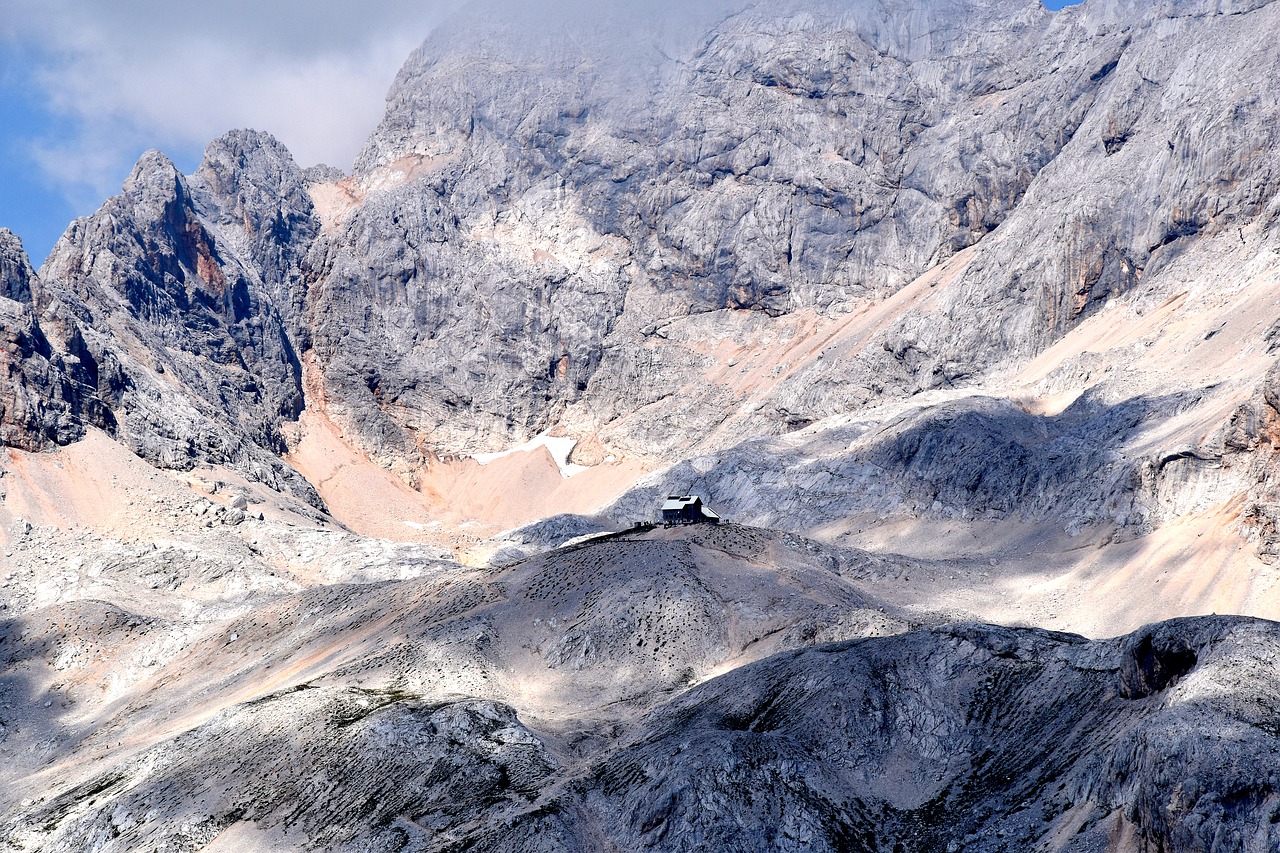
[24,135,321,505]
[193,128,313,222]
[198,127,294,170]
[0,228,36,304]
[119,148,188,211]
[2,5,1280,847]
[190,127,319,324]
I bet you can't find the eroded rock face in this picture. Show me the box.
[1119,622,1201,698]
[190,128,319,335]
[35,136,322,504]
[310,0,1100,455]
[0,299,105,451]
[44,144,307,435]
[299,0,1280,468]
[0,231,116,451]
[0,230,36,304]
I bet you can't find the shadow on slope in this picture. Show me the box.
[4,532,1277,853]
[0,523,915,850]
[560,616,1280,853]
[608,389,1202,540]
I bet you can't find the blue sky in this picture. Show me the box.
[0,0,1082,267]
[0,61,84,268]
[0,0,463,266]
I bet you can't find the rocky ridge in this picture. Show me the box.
[1,0,1280,850]
[0,524,1275,853]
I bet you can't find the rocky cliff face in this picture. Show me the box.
[5,0,1276,549]
[0,230,36,305]
[308,0,1280,462]
[279,0,1280,566]
[2,3,1280,848]
[0,230,116,451]
[309,0,1095,456]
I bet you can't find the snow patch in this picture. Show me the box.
[472,434,588,478]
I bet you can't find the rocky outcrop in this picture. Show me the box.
[0,230,36,304]
[0,298,112,451]
[0,231,116,451]
[0,523,905,849]
[561,616,1280,853]
[37,136,322,504]
[43,145,306,438]
[300,0,1280,468]
[2,541,1275,853]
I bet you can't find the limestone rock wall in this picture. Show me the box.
[7,0,1280,540]
[34,136,322,504]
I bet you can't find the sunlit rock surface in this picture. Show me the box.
[1,0,1279,850]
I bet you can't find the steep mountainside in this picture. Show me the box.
[9,0,1276,616]
[0,0,1273,538]
[9,0,1277,567]
[2,1,1280,850]
[316,0,1280,463]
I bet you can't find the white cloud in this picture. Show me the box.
[2,0,465,201]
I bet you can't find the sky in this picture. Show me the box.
[0,0,465,265]
[0,0,1082,267]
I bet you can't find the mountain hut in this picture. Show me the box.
[660,495,721,525]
